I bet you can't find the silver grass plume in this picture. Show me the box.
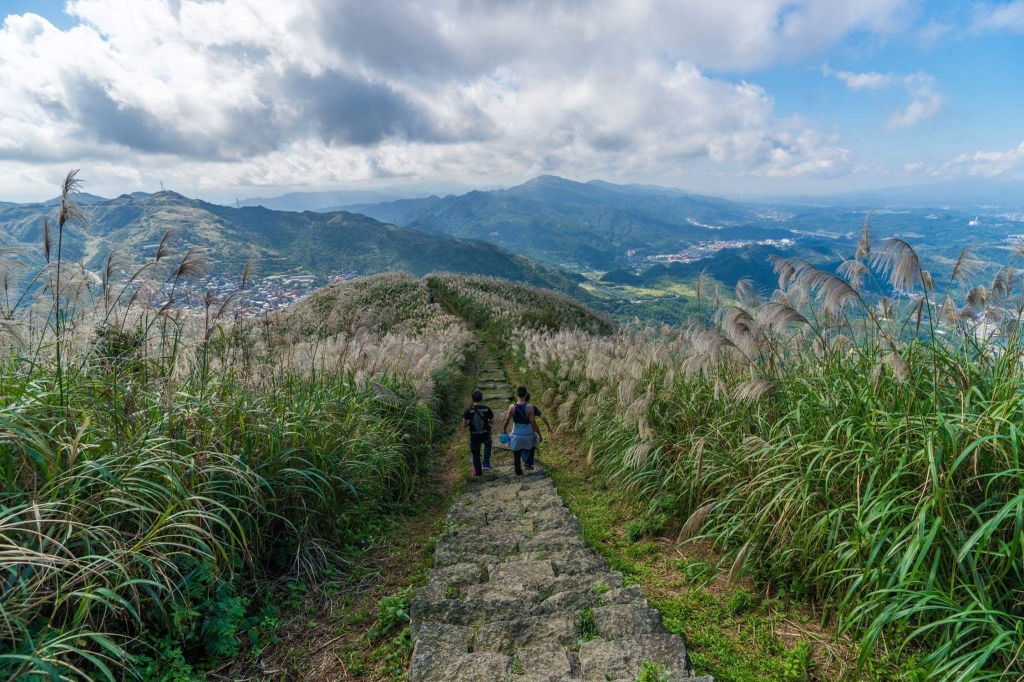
[877,296,894,319]
[939,297,960,326]
[768,254,801,290]
[716,306,760,353]
[951,247,981,286]
[836,259,870,292]
[676,501,715,544]
[757,301,808,333]
[732,379,774,403]
[370,381,401,407]
[728,540,753,584]
[965,285,987,313]
[42,218,53,263]
[871,238,922,292]
[171,248,210,282]
[921,270,934,296]
[856,211,873,261]
[155,230,175,263]
[58,169,86,230]
[624,442,654,468]
[799,267,861,319]
[742,435,769,451]
[734,278,757,305]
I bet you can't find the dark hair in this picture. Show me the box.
[471,390,483,402]
[525,392,531,402]
[516,386,528,399]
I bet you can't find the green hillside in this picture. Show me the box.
[342,175,793,270]
[0,191,585,290]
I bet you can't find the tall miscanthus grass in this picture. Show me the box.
[509,225,1024,679]
[1,175,473,680]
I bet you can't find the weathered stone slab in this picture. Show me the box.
[593,603,663,639]
[427,562,485,589]
[409,649,512,682]
[488,559,556,586]
[517,642,573,679]
[472,615,578,651]
[578,639,642,681]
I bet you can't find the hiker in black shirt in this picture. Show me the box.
[463,391,494,476]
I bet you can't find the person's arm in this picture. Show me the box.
[528,406,542,442]
[462,409,470,430]
[486,409,494,434]
[502,405,513,433]
[540,414,553,431]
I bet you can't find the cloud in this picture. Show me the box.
[972,1,1024,33]
[932,141,1024,178]
[823,64,943,130]
[0,0,913,198]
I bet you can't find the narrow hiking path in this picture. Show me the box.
[407,337,712,682]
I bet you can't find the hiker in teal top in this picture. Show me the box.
[502,386,542,476]
[463,391,494,476]
[524,392,552,469]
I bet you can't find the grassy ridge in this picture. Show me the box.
[425,272,616,339]
[441,237,1024,679]
[1,258,473,679]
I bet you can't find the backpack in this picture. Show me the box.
[469,407,487,434]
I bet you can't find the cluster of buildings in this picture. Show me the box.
[647,238,794,263]
[152,270,359,317]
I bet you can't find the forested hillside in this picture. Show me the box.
[0,191,586,289]
[342,175,790,270]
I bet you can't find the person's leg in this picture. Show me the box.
[482,438,492,470]
[525,445,536,469]
[470,439,483,476]
[513,449,524,475]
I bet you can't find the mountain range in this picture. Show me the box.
[4,173,1007,326]
[336,175,795,270]
[0,191,583,291]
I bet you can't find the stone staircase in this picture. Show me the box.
[407,358,711,681]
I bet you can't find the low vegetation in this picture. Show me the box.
[496,229,1024,679]
[1,175,473,680]
[425,272,615,339]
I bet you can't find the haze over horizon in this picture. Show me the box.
[1,0,1023,203]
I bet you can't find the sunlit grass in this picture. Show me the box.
[443,225,1024,680]
[0,174,473,680]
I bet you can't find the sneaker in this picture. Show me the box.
[470,470,481,477]
[482,464,493,471]
[524,464,534,471]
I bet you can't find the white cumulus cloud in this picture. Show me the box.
[0,0,914,199]
[933,141,1024,178]
[972,1,1024,33]
[822,64,943,131]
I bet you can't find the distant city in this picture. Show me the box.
[141,271,360,317]
[645,238,795,264]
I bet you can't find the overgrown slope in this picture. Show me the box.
[0,242,473,681]
[437,238,1024,680]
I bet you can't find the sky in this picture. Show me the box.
[0,0,1022,202]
